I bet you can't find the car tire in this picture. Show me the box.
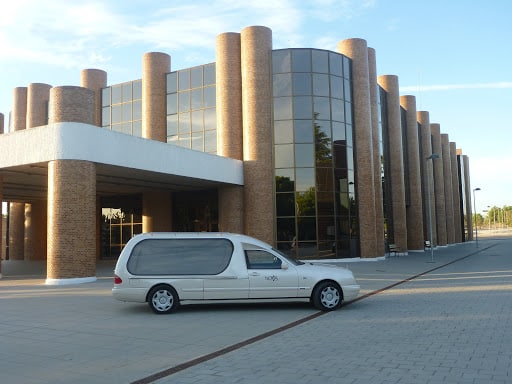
[312,281,342,311]
[148,285,179,314]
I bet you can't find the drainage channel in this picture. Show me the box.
[131,244,495,384]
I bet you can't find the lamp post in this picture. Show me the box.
[473,187,481,247]
[426,154,439,262]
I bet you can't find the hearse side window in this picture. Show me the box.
[245,250,282,269]
[127,238,234,275]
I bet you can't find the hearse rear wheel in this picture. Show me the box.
[148,285,179,314]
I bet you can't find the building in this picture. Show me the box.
[0,26,475,283]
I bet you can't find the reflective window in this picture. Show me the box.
[274,97,293,120]
[111,105,121,124]
[192,131,203,151]
[329,52,343,77]
[275,169,295,192]
[179,112,190,133]
[331,99,345,122]
[330,76,343,99]
[178,69,190,90]
[273,50,291,73]
[122,103,131,121]
[204,129,216,153]
[275,144,294,168]
[111,85,122,104]
[312,50,329,73]
[273,73,292,96]
[102,88,111,107]
[293,96,312,119]
[191,66,203,88]
[332,121,346,142]
[292,50,311,72]
[167,72,178,93]
[101,107,110,127]
[179,91,190,112]
[122,83,132,102]
[276,193,295,216]
[313,97,330,121]
[204,64,215,85]
[294,120,313,143]
[167,115,178,136]
[295,143,314,167]
[274,120,293,144]
[204,86,215,108]
[191,110,203,132]
[133,80,142,99]
[191,88,202,110]
[295,168,314,191]
[293,73,312,95]
[313,74,329,96]
[133,100,142,120]
[204,108,216,131]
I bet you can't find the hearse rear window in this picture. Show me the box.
[127,238,234,275]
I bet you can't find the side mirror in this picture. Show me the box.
[281,262,289,270]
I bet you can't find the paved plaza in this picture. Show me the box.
[1,234,511,383]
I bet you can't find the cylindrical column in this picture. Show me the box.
[81,69,107,127]
[142,52,170,142]
[450,142,462,242]
[417,111,437,246]
[240,26,274,244]
[9,87,28,260]
[337,38,377,258]
[367,47,385,256]
[431,123,447,246]
[378,75,407,251]
[12,87,28,131]
[49,86,95,124]
[463,155,473,240]
[8,203,25,260]
[142,191,173,232]
[400,95,424,250]
[27,83,52,128]
[216,32,244,234]
[441,134,455,244]
[47,160,96,283]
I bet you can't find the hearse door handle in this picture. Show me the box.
[250,272,260,277]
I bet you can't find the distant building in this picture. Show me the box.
[0,26,474,283]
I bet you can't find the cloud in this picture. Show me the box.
[400,82,512,92]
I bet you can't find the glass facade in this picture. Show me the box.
[101,80,142,136]
[272,48,357,259]
[166,63,217,154]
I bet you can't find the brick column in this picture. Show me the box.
[46,86,96,284]
[463,155,473,240]
[400,95,424,250]
[142,52,170,142]
[367,47,385,256]
[25,83,51,260]
[9,87,28,260]
[431,123,447,246]
[378,75,407,251]
[142,191,173,232]
[417,111,437,246]
[216,32,244,234]
[441,134,455,244]
[240,26,274,244]
[337,38,377,258]
[81,69,107,127]
[450,142,462,243]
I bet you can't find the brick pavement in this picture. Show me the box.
[0,236,510,384]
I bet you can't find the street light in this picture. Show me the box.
[426,153,439,262]
[473,187,481,247]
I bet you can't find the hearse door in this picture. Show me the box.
[245,250,299,299]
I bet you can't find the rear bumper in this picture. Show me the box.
[112,287,148,303]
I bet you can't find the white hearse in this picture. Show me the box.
[112,232,360,314]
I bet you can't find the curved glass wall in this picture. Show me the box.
[273,48,357,259]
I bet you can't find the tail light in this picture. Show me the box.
[114,274,123,285]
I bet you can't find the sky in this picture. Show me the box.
[0,0,511,214]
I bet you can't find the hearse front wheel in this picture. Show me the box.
[148,285,179,314]
[312,281,342,311]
